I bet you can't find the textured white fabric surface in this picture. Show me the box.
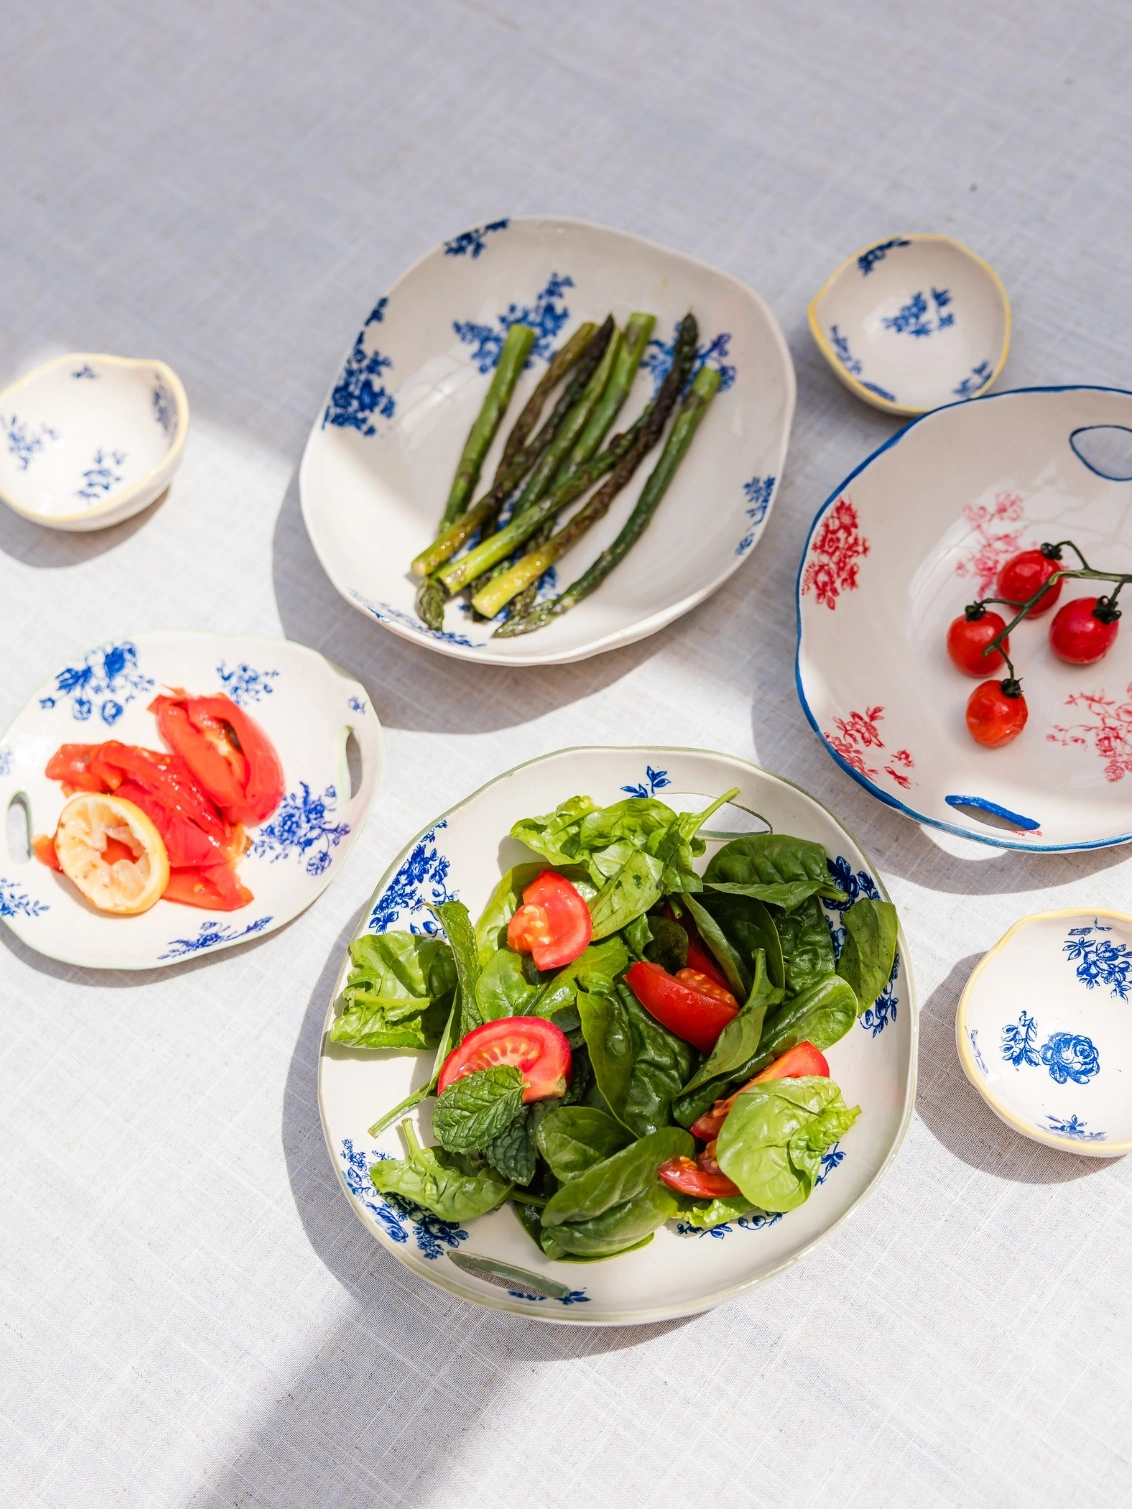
[2,2,1131,1504]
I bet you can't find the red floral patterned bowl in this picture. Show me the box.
[796,386,1132,851]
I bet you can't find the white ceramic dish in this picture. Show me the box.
[300,215,796,665]
[0,632,382,968]
[796,386,1132,851]
[957,909,1132,1155]
[0,353,189,530]
[318,746,916,1325]
[808,234,1010,417]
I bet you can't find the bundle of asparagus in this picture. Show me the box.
[411,308,720,638]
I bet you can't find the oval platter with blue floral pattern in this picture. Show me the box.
[0,632,383,968]
[318,747,916,1325]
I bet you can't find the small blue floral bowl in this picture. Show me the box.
[0,352,189,531]
[957,909,1132,1156]
[809,235,1010,417]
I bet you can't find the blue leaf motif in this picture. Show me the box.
[158,915,271,960]
[367,820,456,936]
[1001,1009,1040,1067]
[443,219,510,258]
[641,324,737,398]
[339,1141,469,1260]
[736,474,776,555]
[0,878,48,918]
[620,765,670,798]
[324,301,396,436]
[2,413,58,470]
[1063,922,1131,1000]
[1044,1114,1106,1141]
[39,641,154,726]
[857,238,911,275]
[350,588,484,649]
[882,288,954,339]
[215,661,279,707]
[954,360,993,399]
[75,448,127,502]
[453,273,574,372]
[250,783,350,877]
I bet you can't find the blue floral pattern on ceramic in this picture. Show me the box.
[3,414,57,470]
[857,238,911,275]
[453,273,573,373]
[75,448,127,502]
[324,297,395,435]
[882,288,954,338]
[0,744,11,777]
[826,327,896,402]
[824,855,881,906]
[340,1140,470,1260]
[351,588,483,649]
[1044,1114,1106,1141]
[0,879,48,918]
[152,377,176,434]
[39,640,154,725]
[71,364,97,380]
[861,953,900,1038]
[1041,1031,1100,1085]
[506,1287,591,1306]
[621,765,671,798]
[1001,1009,1041,1067]
[250,783,350,877]
[1064,921,1132,1000]
[367,820,456,936]
[443,219,510,258]
[819,858,898,1036]
[736,475,775,555]
[967,1027,989,1076]
[674,1144,845,1238]
[215,661,278,706]
[158,915,272,960]
[953,361,993,399]
[348,695,367,714]
[642,325,736,398]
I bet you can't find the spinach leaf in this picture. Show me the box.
[577,981,695,1137]
[644,914,689,974]
[526,936,628,1018]
[680,950,782,1095]
[485,1104,541,1186]
[539,1180,677,1260]
[561,1043,594,1104]
[432,1065,525,1153]
[474,863,545,965]
[541,1125,692,1227]
[510,795,602,868]
[836,899,898,1010]
[703,834,846,912]
[432,900,482,1037]
[370,1122,513,1222]
[624,913,652,958]
[671,1191,756,1230]
[476,947,537,1020]
[715,1077,860,1212]
[589,848,665,938]
[683,894,750,996]
[365,985,461,1138]
[535,1105,633,1182]
[776,896,835,996]
[328,931,456,1050]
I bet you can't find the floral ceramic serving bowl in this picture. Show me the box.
[0,632,382,968]
[957,910,1132,1156]
[318,746,916,1325]
[0,354,189,530]
[300,216,795,665]
[796,386,1132,851]
[808,235,1010,417]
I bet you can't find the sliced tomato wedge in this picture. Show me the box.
[162,863,254,911]
[150,692,284,827]
[624,959,739,1053]
[663,902,730,990]
[506,870,592,970]
[438,1016,572,1103]
[690,1041,830,1140]
[658,1155,740,1199]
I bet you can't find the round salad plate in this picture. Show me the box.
[0,632,383,969]
[299,215,795,666]
[957,909,1132,1156]
[808,234,1010,417]
[318,746,916,1325]
[796,386,1132,852]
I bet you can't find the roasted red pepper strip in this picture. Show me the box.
[45,744,109,794]
[150,692,284,827]
[162,863,255,911]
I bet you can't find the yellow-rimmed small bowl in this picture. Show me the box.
[0,353,189,531]
[957,909,1132,1157]
[809,234,1010,417]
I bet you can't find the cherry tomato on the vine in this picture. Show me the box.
[1049,596,1121,665]
[996,549,1063,616]
[947,608,1011,676]
[966,679,1028,747]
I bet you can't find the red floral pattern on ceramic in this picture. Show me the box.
[802,496,869,609]
[1048,684,1132,783]
[955,490,1028,596]
[824,705,916,788]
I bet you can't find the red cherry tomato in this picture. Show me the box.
[506,870,592,969]
[1049,596,1121,665]
[996,549,1063,616]
[437,1016,572,1103]
[966,679,1028,747]
[946,610,1010,676]
[690,1041,830,1140]
[624,959,739,1053]
[658,1155,741,1200]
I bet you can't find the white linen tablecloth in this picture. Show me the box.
[3,2,1131,1504]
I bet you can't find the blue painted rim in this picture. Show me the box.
[944,794,1040,831]
[794,382,1132,853]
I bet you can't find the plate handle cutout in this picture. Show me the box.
[944,794,1040,832]
[6,792,31,863]
[1069,425,1132,481]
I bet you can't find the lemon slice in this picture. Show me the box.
[54,793,170,915]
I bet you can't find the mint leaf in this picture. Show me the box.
[432,1065,525,1153]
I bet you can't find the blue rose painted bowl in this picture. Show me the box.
[318,746,917,1325]
[300,216,796,665]
[957,909,1132,1156]
[808,234,1010,416]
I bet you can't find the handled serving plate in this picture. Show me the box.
[318,747,916,1325]
[797,387,1132,850]
[300,216,795,665]
[0,632,382,968]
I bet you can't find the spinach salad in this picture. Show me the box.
[329,789,898,1262]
